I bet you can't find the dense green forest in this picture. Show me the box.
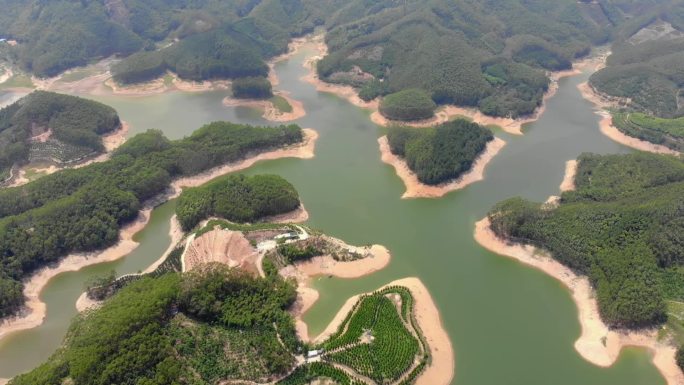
[10,264,301,385]
[176,174,301,231]
[387,119,494,185]
[3,0,681,120]
[379,89,437,121]
[612,112,684,152]
[588,10,684,150]
[0,91,121,180]
[232,77,274,99]
[590,14,684,119]
[0,122,304,319]
[11,260,429,385]
[487,152,684,329]
[112,23,272,84]
[315,0,623,118]
[0,0,340,78]
[0,0,348,82]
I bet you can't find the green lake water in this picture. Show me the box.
[0,43,667,384]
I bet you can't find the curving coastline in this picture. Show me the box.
[31,34,307,98]
[279,241,391,343]
[295,277,454,385]
[0,129,318,343]
[6,121,130,188]
[473,160,684,385]
[301,35,586,135]
[577,81,680,155]
[222,91,306,122]
[0,207,152,341]
[559,159,578,192]
[169,128,317,199]
[262,203,309,224]
[75,201,309,313]
[378,135,506,198]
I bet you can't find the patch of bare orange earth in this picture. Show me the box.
[183,229,259,276]
[378,135,506,198]
[473,159,684,385]
[1,129,317,339]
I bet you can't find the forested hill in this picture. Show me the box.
[0,91,121,181]
[588,6,684,151]
[316,0,624,119]
[488,153,684,331]
[0,1,672,96]
[10,266,302,385]
[0,122,304,321]
[387,120,494,185]
[0,0,338,79]
[589,1,684,119]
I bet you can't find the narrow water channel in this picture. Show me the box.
[0,44,666,384]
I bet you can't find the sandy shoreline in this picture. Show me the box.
[473,160,684,385]
[75,214,186,314]
[0,129,317,343]
[379,135,506,198]
[280,242,391,343]
[577,82,680,155]
[37,34,307,98]
[300,36,379,111]
[75,214,184,313]
[298,277,454,385]
[560,160,578,192]
[170,128,317,198]
[222,91,306,122]
[369,109,453,128]
[0,208,152,342]
[263,204,309,224]
[474,218,683,385]
[301,35,585,134]
[0,67,12,84]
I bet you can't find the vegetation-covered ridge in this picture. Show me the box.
[314,0,653,119]
[612,112,684,152]
[487,152,684,332]
[0,91,121,181]
[232,76,274,99]
[279,286,429,385]
[387,119,494,185]
[0,121,304,320]
[379,89,437,122]
[176,173,301,231]
[10,264,300,385]
[0,1,339,79]
[588,13,684,150]
[12,262,434,385]
[590,17,684,119]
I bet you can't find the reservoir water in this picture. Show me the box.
[0,43,665,384]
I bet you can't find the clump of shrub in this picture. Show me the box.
[387,119,493,185]
[379,89,437,121]
[176,174,301,231]
[232,77,273,99]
